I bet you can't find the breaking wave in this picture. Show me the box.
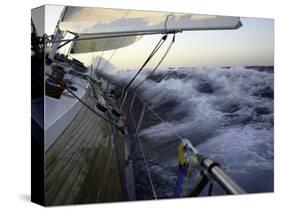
[101,66,274,198]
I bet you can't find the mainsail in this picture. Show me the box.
[58,6,242,54]
[69,34,141,54]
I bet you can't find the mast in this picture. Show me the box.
[48,6,67,60]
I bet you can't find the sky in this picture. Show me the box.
[32,5,274,70]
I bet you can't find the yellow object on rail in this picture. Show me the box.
[178,143,188,166]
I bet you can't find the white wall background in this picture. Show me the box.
[0,0,279,211]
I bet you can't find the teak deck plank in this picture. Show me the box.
[45,96,125,206]
[46,108,93,170]
[62,133,104,205]
[45,119,96,186]
[48,121,100,205]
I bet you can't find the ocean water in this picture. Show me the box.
[101,66,274,199]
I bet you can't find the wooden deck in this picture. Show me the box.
[45,99,126,206]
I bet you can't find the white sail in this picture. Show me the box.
[59,6,242,54]
[59,6,242,35]
[70,34,141,54]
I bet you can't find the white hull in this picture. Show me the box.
[44,74,89,151]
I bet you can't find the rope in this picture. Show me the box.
[92,49,105,78]
[99,36,126,73]
[164,13,173,32]
[131,33,175,91]
[174,151,199,197]
[100,48,117,71]
[92,37,111,78]
[124,34,168,91]
[46,74,123,130]
[129,111,158,199]
[90,57,95,78]
[183,154,199,190]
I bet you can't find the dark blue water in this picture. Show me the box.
[102,66,274,199]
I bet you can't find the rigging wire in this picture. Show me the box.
[99,36,127,73]
[92,37,110,78]
[131,33,176,92]
[105,95,130,200]
[92,48,106,78]
[135,94,198,155]
[100,48,117,72]
[90,54,96,78]
[129,111,158,199]
[124,34,168,92]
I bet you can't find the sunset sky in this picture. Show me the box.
[32,5,274,70]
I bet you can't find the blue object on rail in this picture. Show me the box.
[174,165,188,197]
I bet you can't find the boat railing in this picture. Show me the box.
[120,88,246,199]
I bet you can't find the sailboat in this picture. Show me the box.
[31,5,245,206]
